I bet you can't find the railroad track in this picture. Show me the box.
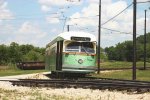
[9,78,150,93]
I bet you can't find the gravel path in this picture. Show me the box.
[0,81,150,100]
[0,73,150,100]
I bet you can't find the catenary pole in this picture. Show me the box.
[133,0,137,80]
[97,0,101,74]
[144,10,147,70]
[67,25,70,32]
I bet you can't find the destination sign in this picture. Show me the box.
[71,36,91,41]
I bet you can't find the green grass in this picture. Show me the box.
[92,69,150,81]
[100,61,150,69]
[0,64,46,76]
[0,61,150,81]
[0,69,46,76]
[93,61,150,81]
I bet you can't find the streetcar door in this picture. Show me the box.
[56,41,63,70]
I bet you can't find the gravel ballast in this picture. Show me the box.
[0,73,150,100]
[0,81,150,100]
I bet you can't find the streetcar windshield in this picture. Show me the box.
[81,42,95,53]
[65,42,95,53]
[65,42,80,52]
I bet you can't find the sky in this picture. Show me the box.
[0,0,150,48]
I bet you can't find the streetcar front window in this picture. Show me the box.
[65,42,80,52]
[65,42,95,53]
[81,42,95,53]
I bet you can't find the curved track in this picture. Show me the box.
[9,78,150,93]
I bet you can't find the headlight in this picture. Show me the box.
[78,59,83,64]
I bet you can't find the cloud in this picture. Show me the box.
[51,28,58,33]
[46,15,60,24]
[67,3,99,27]
[1,21,48,47]
[38,0,83,12]
[67,0,132,27]
[38,0,82,6]
[38,0,69,6]
[30,0,150,48]
[0,1,13,20]
[66,0,148,47]
[67,0,119,26]
[38,0,83,26]
[88,0,112,4]
[1,0,148,48]
[41,5,51,12]
[18,21,47,38]
[18,22,37,34]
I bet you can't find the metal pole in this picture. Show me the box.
[144,10,147,70]
[67,25,70,32]
[133,0,137,80]
[97,0,101,74]
[62,17,67,32]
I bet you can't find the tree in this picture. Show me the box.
[8,42,22,63]
[105,46,117,60]
[105,32,150,62]
[0,42,45,65]
[22,50,44,61]
[0,44,9,64]
[19,44,34,55]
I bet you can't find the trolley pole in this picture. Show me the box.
[97,0,101,74]
[133,0,137,80]
[144,10,147,70]
[67,25,70,32]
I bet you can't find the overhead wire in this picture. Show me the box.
[70,24,134,35]
[137,1,150,4]
[2,0,147,37]
[64,1,149,34]
[77,26,142,36]
[2,15,99,20]
[101,27,132,35]
[68,15,99,20]
[101,3,133,26]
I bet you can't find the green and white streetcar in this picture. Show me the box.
[45,31,97,75]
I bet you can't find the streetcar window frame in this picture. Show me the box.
[81,42,95,53]
[65,42,80,52]
[65,41,96,54]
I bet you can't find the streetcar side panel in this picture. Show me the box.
[45,43,57,71]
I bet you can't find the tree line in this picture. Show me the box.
[0,42,45,65]
[0,32,149,65]
[105,32,150,62]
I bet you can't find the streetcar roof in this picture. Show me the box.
[58,31,96,41]
[46,31,96,47]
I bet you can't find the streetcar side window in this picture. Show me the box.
[65,42,80,52]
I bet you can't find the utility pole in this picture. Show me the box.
[67,25,70,32]
[62,17,67,32]
[133,0,137,80]
[144,10,147,70]
[97,0,101,74]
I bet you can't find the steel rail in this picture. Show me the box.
[8,78,150,93]
[17,78,150,87]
